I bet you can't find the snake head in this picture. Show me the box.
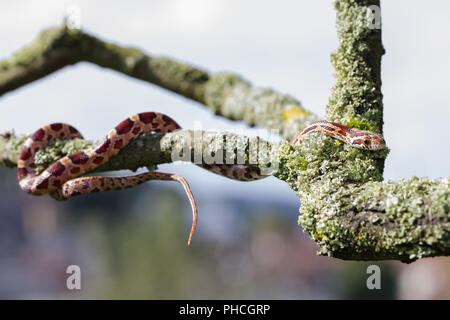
[359,133,386,150]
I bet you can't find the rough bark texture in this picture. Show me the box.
[275,0,449,263]
[0,130,274,177]
[0,1,448,263]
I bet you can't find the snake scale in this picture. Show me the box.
[17,112,385,246]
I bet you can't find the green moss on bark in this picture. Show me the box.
[300,177,450,263]
[328,0,384,133]
[0,131,28,168]
[270,0,449,263]
[1,4,448,263]
[275,141,448,263]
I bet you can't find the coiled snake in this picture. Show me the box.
[17,113,385,246]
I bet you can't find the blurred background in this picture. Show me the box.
[0,0,449,299]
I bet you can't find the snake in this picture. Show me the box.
[17,114,385,246]
[292,120,385,150]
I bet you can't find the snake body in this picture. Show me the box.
[17,114,385,246]
[17,112,266,246]
[292,120,385,150]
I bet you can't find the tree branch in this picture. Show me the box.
[0,1,448,263]
[0,129,274,175]
[0,24,317,140]
[275,0,449,263]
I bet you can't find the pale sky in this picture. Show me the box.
[1,1,449,204]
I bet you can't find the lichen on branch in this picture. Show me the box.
[276,138,448,263]
[272,0,449,263]
[0,1,448,263]
[0,129,276,176]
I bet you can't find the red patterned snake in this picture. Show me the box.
[17,113,385,246]
[292,120,385,150]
